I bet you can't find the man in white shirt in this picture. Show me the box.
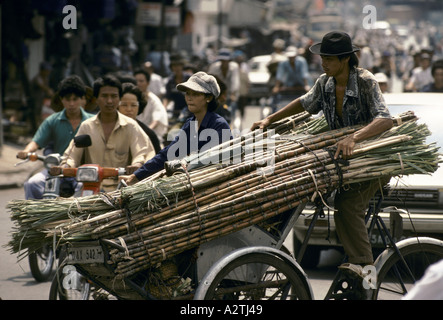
[354,36,374,72]
[134,69,169,147]
[207,48,240,121]
[143,61,166,98]
[405,53,433,92]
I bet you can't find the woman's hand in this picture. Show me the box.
[119,174,139,186]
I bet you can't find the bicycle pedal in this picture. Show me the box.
[328,278,356,300]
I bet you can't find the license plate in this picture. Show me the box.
[67,245,104,264]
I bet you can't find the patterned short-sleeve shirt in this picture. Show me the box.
[300,67,391,129]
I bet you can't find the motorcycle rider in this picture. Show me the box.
[17,75,94,199]
[50,74,156,192]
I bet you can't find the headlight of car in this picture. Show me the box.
[76,166,99,182]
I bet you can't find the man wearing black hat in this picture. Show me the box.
[251,31,393,298]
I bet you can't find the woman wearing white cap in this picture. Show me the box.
[120,72,232,185]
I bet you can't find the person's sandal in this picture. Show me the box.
[339,263,376,300]
[338,263,365,279]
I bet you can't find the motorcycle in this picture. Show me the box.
[48,135,129,299]
[59,136,127,197]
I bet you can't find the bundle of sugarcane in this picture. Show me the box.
[107,117,439,278]
[6,111,439,278]
[6,111,314,256]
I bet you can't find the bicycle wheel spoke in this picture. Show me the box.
[375,241,443,300]
[378,284,407,296]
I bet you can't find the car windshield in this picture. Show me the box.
[388,104,443,150]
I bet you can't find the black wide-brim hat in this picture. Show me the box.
[309,31,360,56]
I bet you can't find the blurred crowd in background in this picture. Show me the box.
[2,0,443,142]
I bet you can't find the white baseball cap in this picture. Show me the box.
[176,72,220,98]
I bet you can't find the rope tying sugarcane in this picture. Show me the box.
[181,163,204,246]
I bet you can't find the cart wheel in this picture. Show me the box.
[49,264,91,300]
[195,247,312,300]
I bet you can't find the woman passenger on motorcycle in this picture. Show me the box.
[120,71,232,185]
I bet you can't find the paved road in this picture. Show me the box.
[0,187,52,300]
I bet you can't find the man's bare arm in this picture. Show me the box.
[16,141,40,159]
[334,117,393,159]
[250,97,305,131]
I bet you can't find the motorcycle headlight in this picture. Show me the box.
[77,167,99,182]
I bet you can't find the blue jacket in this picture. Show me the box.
[134,111,232,180]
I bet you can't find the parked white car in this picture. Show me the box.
[292,93,443,268]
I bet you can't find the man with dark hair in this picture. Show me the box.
[51,74,156,191]
[251,31,393,298]
[92,74,123,98]
[17,75,94,199]
[134,68,168,147]
[405,52,433,92]
[421,59,443,92]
